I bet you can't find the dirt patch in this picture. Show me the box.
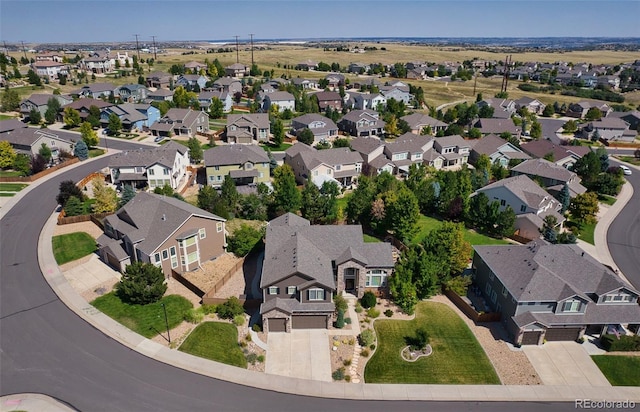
[181,253,243,294]
[81,279,119,303]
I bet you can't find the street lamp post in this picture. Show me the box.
[161,303,171,343]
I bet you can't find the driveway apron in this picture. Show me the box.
[265,330,331,382]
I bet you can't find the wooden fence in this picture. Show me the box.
[171,256,246,303]
[171,270,206,298]
[201,257,246,298]
[509,233,534,244]
[179,166,199,195]
[0,158,79,182]
[444,289,501,323]
[76,172,104,189]
[57,210,113,225]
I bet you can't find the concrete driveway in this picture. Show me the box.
[265,329,331,382]
[523,341,610,386]
[61,254,120,294]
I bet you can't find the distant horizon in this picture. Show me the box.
[1,1,639,43]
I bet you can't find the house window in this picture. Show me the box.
[335,165,341,171]
[217,175,222,181]
[163,168,169,175]
[500,199,506,206]
[199,228,206,239]
[259,172,264,178]
[308,288,325,301]
[313,170,318,176]
[149,169,155,175]
[170,246,178,268]
[520,205,527,212]
[287,286,297,295]
[162,249,169,260]
[154,252,161,265]
[326,169,332,175]
[489,271,494,281]
[135,167,143,173]
[268,286,279,295]
[366,270,386,287]
[502,285,508,297]
[214,166,220,171]
[562,299,582,313]
[217,222,223,233]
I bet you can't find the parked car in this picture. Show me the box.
[154,136,165,143]
[619,165,632,175]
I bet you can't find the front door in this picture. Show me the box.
[345,278,355,292]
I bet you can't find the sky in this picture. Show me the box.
[1,0,639,44]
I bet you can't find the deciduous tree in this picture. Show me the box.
[186,137,203,163]
[297,128,314,145]
[80,122,99,147]
[271,165,301,215]
[63,107,81,128]
[569,192,599,224]
[0,140,17,168]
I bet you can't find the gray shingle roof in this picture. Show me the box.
[204,144,269,167]
[401,113,447,129]
[227,113,269,129]
[471,134,529,159]
[103,192,224,256]
[350,137,384,155]
[108,141,187,169]
[475,118,520,134]
[511,158,576,183]
[478,175,552,209]
[1,127,76,147]
[0,119,28,134]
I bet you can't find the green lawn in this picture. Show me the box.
[0,183,28,192]
[363,234,381,243]
[92,293,193,339]
[598,194,617,206]
[179,322,248,368]
[566,219,596,245]
[365,301,500,384]
[88,148,106,158]
[259,142,292,152]
[0,114,16,120]
[52,232,97,265]
[592,355,640,386]
[412,215,509,253]
[0,170,25,177]
[336,193,352,215]
[616,156,640,166]
[0,192,15,197]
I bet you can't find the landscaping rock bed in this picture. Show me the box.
[401,344,432,362]
[181,253,243,293]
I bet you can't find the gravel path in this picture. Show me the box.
[429,295,542,385]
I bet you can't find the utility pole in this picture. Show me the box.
[234,35,239,63]
[134,34,141,60]
[473,68,478,97]
[21,40,28,60]
[249,33,254,67]
[151,35,158,60]
[501,55,511,94]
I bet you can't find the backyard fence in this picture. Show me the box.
[444,289,501,323]
[201,257,246,300]
[0,158,79,182]
[171,270,206,298]
[57,210,113,225]
[171,256,246,304]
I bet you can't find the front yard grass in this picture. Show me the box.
[0,183,28,192]
[598,194,617,206]
[91,293,193,339]
[52,232,96,265]
[592,355,640,386]
[88,148,106,158]
[566,219,596,245]
[616,156,640,166]
[0,170,25,178]
[364,301,500,384]
[259,142,292,152]
[179,321,248,368]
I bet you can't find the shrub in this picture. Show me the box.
[354,303,363,313]
[227,224,263,257]
[361,291,377,309]
[444,275,472,296]
[344,375,351,382]
[245,333,252,342]
[343,359,352,367]
[366,308,380,318]
[239,340,248,348]
[370,344,376,350]
[216,296,245,319]
[359,329,375,347]
[345,317,352,324]
[410,327,430,351]
[252,323,262,332]
[601,334,640,352]
[384,309,394,317]
[335,309,345,329]
[184,308,204,324]
[332,367,345,381]
[257,355,265,363]
[233,315,245,326]
[246,353,258,365]
[361,349,370,357]
[334,293,348,313]
[201,304,217,315]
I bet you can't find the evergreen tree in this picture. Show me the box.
[64,196,85,216]
[119,184,136,208]
[29,108,42,124]
[297,128,314,145]
[74,140,89,160]
[39,143,52,162]
[45,97,61,124]
[116,262,167,305]
[300,178,323,224]
[186,137,203,163]
[220,175,239,214]
[107,113,122,136]
[557,183,571,213]
[56,180,84,207]
[272,118,284,146]
[271,165,301,215]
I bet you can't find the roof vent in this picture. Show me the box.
[581,251,585,257]
[161,214,166,221]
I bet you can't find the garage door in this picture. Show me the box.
[292,315,326,329]
[521,331,542,345]
[544,327,581,341]
[268,318,286,332]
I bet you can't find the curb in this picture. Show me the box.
[1,393,77,412]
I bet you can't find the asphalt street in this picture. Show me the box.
[0,139,624,411]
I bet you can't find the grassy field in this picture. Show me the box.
[0,183,28,192]
[179,322,248,368]
[412,215,509,252]
[364,301,500,384]
[592,355,640,386]
[92,293,193,339]
[52,232,96,265]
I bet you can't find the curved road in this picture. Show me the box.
[0,138,586,411]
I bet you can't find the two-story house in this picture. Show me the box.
[511,158,587,198]
[313,91,343,111]
[176,74,209,91]
[475,174,564,240]
[32,61,69,80]
[469,133,531,167]
[225,63,248,78]
[432,135,471,170]
[204,144,270,187]
[337,109,386,138]
[107,141,190,190]
[211,77,242,95]
[285,143,363,187]
[383,133,434,175]
[197,90,233,113]
[472,243,640,345]
[401,113,448,135]
[72,83,115,99]
[150,108,209,138]
[19,93,73,120]
[514,97,546,115]
[566,100,612,119]
[97,192,226,278]
[147,89,174,103]
[351,92,387,110]
[291,78,318,90]
[476,98,517,119]
[146,72,173,89]
[474,118,522,138]
[290,113,339,143]
[262,91,296,113]
[380,87,413,106]
[82,51,113,74]
[225,113,270,144]
[260,213,394,332]
[579,117,636,143]
[100,103,160,132]
[62,98,114,122]
[115,84,150,103]
[324,73,345,90]
[350,137,394,176]
[520,140,591,169]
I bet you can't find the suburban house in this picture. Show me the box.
[474,118,522,138]
[314,91,343,111]
[19,93,73,119]
[1,127,75,160]
[150,108,209,138]
[97,192,226,278]
[383,133,434,174]
[511,158,587,198]
[348,62,370,73]
[146,72,173,89]
[566,100,612,119]
[351,92,387,110]
[100,103,161,132]
[72,83,115,99]
[291,78,318,90]
[62,98,114,122]
[469,133,530,167]
[114,84,150,103]
[204,144,270,187]
[197,90,233,112]
[520,140,591,169]
[401,113,447,135]
[260,213,394,332]
[35,52,64,62]
[107,141,190,190]
[285,143,363,187]
[262,91,296,113]
[608,110,640,132]
[0,119,28,135]
[337,109,386,138]
[431,135,471,170]
[32,61,69,80]
[147,89,174,102]
[81,52,113,74]
[475,174,564,240]
[537,118,567,144]
[380,87,413,106]
[477,98,517,119]
[324,73,345,90]
[225,63,248,78]
[514,97,546,115]
[296,60,318,71]
[211,77,242,95]
[350,137,394,175]
[579,117,637,143]
[176,74,209,90]
[472,243,640,345]
[184,61,207,73]
[290,113,339,143]
[225,113,270,144]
